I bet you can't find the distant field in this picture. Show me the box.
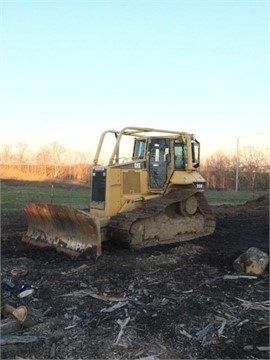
[1,179,265,218]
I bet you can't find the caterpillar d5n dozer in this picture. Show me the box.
[22,126,216,257]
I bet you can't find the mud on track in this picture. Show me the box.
[1,182,269,360]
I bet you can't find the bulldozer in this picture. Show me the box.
[22,126,216,257]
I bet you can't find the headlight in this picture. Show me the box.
[194,182,206,189]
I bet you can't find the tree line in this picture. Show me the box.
[201,147,269,191]
[0,142,269,191]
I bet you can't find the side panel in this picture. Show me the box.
[123,171,141,194]
[170,171,207,187]
[91,166,150,217]
[91,167,122,217]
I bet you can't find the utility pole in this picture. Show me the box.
[235,136,239,192]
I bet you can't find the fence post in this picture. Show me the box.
[50,184,54,204]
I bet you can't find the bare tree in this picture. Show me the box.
[49,142,66,178]
[63,149,84,179]
[203,151,234,190]
[36,146,51,177]
[240,146,268,191]
[16,143,28,172]
[0,144,13,164]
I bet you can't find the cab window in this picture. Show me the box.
[174,141,186,170]
[133,139,146,159]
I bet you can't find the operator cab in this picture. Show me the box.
[132,136,201,190]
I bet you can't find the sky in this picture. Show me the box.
[0,0,269,159]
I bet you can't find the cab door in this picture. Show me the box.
[148,138,170,189]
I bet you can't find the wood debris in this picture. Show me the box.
[235,298,270,311]
[1,303,43,335]
[257,346,270,351]
[2,277,15,288]
[233,247,269,275]
[217,319,227,337]
[114,317,130,345]
[223,274,258,280]
[1,335,38,345]
[179,329,193,339]
[60,288,129,302]
[61,264,89,275]
[196,323,214,340]
[100,301,128,313]
[10,267,28,277]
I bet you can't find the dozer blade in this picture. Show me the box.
[22,203,102,257]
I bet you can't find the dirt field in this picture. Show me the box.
[1,180,269,360]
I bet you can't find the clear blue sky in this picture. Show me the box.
[1,0,268,157]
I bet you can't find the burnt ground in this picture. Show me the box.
[1,182,269,360]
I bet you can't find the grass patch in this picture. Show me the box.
[1,179,264,218]
[1,181,91,217]
[205,190,264,204]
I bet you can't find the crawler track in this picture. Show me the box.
[108,189,216,248]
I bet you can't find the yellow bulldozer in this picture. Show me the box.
[22,126,216,257]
